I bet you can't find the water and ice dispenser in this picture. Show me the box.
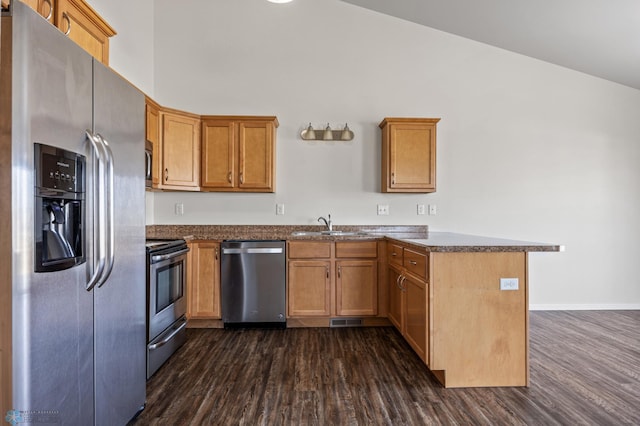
[34,143,86,272]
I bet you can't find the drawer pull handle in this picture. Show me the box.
[391,252,397,257]
[42,0,53,20]
[165,168,169,181]
[62,11,71,35]
[409,260,417,265]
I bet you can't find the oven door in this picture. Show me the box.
[148,248,188,341]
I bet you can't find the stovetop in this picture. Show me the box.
[145,239,187,253]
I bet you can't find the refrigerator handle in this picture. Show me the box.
[96,133,115,287]
[85,130,107,291]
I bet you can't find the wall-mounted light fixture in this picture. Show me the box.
[267,0,293,3]
[301,123,354,141]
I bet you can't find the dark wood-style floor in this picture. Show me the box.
[131,311,640,425]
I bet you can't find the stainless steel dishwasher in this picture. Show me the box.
[221,240,286,328]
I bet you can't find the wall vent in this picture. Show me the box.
[330,318,364,328]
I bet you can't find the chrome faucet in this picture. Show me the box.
[318,214,332,231]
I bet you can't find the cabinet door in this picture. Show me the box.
[145,99,161,187]
[201,120,235,189]
[381,118,439,193]
[238,121,275,191]
[287,260,331,317]
[188,242,221,319]
[388,265,403,331]
[161,111,200,188]
[336,260,378,316]
[403,273,428,363]
[22,0,54,22]
[56,0,115,65]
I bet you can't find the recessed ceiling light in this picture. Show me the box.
[267,0,293,3]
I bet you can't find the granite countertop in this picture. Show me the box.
[389,232,562,253]
[146,225,561,252]
[146,225,428,241]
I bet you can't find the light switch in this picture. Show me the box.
[417,204,426,215]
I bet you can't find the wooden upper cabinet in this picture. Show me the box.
[56,0,115,64]
[380,117,440,193]
[161,109,201,190]
[145,97,161,188]
[201,119,235,189]
[18,0,115,63]
[20,0,54,22]
[201,116,278,192]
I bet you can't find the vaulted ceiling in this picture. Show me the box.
[341,0,640,91]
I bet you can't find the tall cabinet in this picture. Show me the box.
[380,117,440,193]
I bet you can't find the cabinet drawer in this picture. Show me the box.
[404,249,428,280]
[335,241,377,258]
[288,241,331,259]
[387,242,403,267]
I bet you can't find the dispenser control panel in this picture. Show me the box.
[35,143,85,193]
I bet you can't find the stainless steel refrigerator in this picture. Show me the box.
[2,2,146,424]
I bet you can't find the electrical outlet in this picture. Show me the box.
[417,204,426,215]
[428,204,437,215]
[276,204,285,215]
[500,278,519,291]
[377,204,389,215]
[174,203,184,216]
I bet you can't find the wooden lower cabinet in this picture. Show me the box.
[387,260,429,364]
[287,240,379,320]
[387,240,529,388]
[187,241,221,320]
[336,260,377,316]
[387,265,403,329]
[287,260,331,316]
[403,273,428,362]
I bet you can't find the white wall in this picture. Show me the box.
[123,0,640,308]
[88,0,155,96]
[86,0,155,223]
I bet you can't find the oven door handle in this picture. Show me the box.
[148,319,187,350]
[151,247,190,263]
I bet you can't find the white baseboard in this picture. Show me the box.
[530,304,640,311]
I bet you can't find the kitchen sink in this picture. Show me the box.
[291,230,370,237]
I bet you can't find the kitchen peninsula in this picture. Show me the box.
[146,224,560,388]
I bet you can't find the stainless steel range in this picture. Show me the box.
[145,239,189,378]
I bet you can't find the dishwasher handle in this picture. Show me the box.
[222,247,284,255]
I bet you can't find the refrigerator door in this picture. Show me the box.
[92,60,146,425]
[11,2,94,424]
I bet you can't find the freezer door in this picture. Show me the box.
[92,60,146,425]
[11,2,94,424]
